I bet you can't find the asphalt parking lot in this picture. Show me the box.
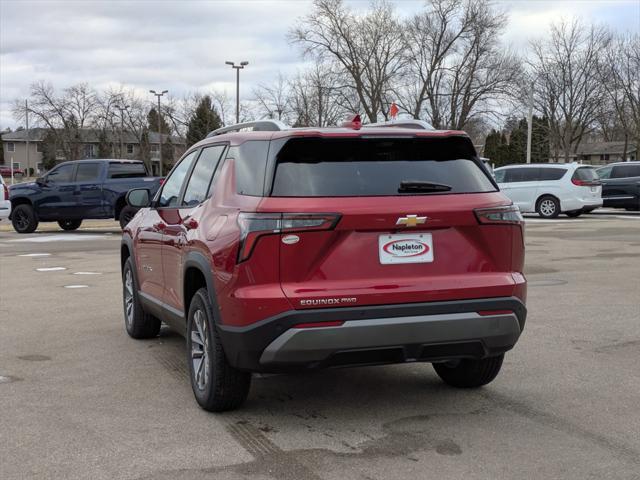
[1,211,639,480]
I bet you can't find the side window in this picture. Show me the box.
[506,168,539,183]
[539,168,567,181]
[232,141,270,196]
[75,163,101,182]
[47,164,75,183]
[158,150,198,208]
[182,145,226,207]
[108,162,147,178]
[597,166,612,179]
[494,169,506,183]
[612,164,640,178]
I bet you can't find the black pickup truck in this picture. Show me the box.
[9,159,163,233]
[596,162,640,211]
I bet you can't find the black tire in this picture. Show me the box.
[122,258,161,339]
[58,219,82,231]
[536,195,560,219]
[186,288,251,412]
[565,211,582,218]
[119,206,138,229]
[11,204,38,233]
[433,354,504,388]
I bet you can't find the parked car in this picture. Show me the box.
[493,163,602,218]
[0,175,11,222]
[0,165,24,177]
[121,118,527,412]
[9,159,163,233]
[596,161,640,211]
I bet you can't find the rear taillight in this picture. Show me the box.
[237,212,340,262]
[571,178,600,186]
[474,205,523,226]
[3,184,8,201]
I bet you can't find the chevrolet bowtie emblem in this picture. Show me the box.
[396,215,427,227]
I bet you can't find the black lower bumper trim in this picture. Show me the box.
[217,296,526,372]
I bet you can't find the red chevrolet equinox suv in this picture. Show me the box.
[121,118,527,412]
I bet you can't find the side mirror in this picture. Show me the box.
[126,188,151,208]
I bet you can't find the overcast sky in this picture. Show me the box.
[1,0,639,130]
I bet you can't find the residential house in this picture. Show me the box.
[551,141,637,165]
[2,128,187,176]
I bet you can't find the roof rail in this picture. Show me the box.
[365,119,434,131]
[206,120,289,138]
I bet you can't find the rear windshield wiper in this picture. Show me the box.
[398,181,452,193]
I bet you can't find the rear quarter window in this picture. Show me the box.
[228,141,270,196]
[269,137,495,197]
[108,162,147,179]
[539,168,567,181]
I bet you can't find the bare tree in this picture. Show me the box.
[398,0,520,130]
[253,73,291,121]
[289,63,346,127]
[14,82,99,160]
[600,33,640,159]
[289,0,405,123]
[530,20,611,162]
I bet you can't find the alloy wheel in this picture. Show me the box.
[190,309,210,391]
[124,269,134,328]
[540,199,556,217]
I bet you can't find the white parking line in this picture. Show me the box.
[36,267,66,272]
[8,234,107,243]
[63,285,89,289]
[73,272,101,275]
[18,253,51,257]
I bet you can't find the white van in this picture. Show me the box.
[494,163,602,218]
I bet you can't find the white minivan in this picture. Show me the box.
[494,163,602,218]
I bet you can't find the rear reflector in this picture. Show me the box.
[478,310,513,316]
[292,321,344,329]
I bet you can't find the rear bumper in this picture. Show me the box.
[217,296,526,372]
[561,197,602,212]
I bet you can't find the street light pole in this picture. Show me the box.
[225,61,248,123]
[526,81,534,164]
[150,90,168,176]
[114,104,130,159]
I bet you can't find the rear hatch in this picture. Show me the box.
[250,135,523,309]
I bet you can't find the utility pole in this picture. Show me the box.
[526,81,534,164]
[149,90,168,176]
[25,100,31,177]
[225,61,248,123]
[114,104,130,159]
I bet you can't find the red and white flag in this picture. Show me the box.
[389,102,399,119]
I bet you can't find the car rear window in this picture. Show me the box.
[270,137,495,197]
[108,162,147,179]
[572,167,599,181]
